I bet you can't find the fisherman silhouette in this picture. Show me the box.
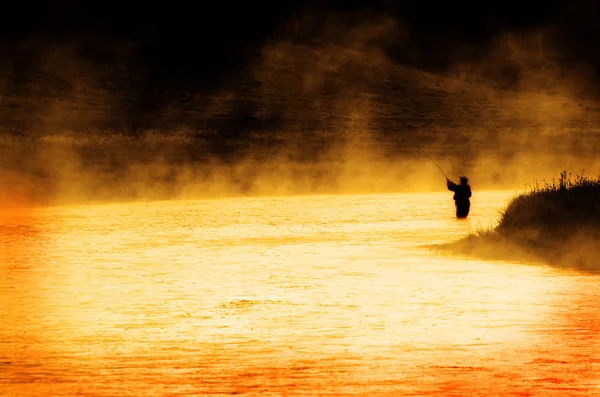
[447,176,472,218]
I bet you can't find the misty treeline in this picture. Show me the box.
[0,1,599,133]
[1,1,600,206]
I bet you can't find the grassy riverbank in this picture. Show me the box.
[443,171,600,272]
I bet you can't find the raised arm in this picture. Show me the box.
[446,178,457,191]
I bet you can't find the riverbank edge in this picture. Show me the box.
[434,173,600,273]
[434,228,600,273]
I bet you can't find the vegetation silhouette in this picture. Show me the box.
[442,171,600,272]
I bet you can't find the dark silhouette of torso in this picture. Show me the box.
[447,178,472,218]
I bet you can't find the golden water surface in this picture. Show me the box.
[1,191,599,396]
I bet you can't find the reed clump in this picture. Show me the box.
[446,171,600,272]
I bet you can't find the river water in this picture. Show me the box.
[1,191,599,396]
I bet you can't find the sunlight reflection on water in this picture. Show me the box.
[1,191,599,396]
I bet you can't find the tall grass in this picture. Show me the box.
[447,171,600,272]
[498,170,600,233]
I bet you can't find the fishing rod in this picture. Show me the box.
[417,148,449,180]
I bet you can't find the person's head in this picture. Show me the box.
[459,176,469,185]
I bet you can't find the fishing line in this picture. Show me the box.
[417,148,449,179]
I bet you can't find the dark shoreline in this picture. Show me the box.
[436,173,600,273]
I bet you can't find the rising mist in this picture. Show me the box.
[0,10,599,207]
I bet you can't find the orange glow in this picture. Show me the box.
[1,191,599,396]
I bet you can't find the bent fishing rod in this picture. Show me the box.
[417,148,449,180]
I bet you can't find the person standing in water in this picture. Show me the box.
[447,176,472,218]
